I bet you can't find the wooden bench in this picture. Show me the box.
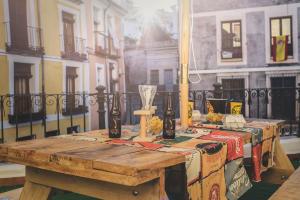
[0,163,25,187]
[0,188,22,200]
[269,167,300,200]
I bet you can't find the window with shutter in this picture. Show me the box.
[221,20,242,60]
[66,67,78,111]
[270,16,293,58]
[150,70,159,85]
[9,0,28,50]
[63,12,75,55]
[222,78,245,114]
[271,77,295,120]
[14,63,32,115]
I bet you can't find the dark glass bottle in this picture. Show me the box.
[163,93,176,139]
[109,92,121,138]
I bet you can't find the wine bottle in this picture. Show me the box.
[163,93,176,139]
[109,92,121,138]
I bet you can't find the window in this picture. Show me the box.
[63,67,88,116]
[164,69,173,91]
[62,11,75,54]
[271,77,295,120]
[221,20,242,60]
[150,70,159,85]
[222,78,245,114]
[66,67,78,110]
[14,63,32,115]
[270,16,293,57]
[97,67,102,86]
[9,0,28,49]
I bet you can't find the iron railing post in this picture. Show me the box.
[29,94,33,138]
[256,89,260,118]
[56,94,60,135]
[15,96,19,141]
[96,86,106,129]
[128,93,132,125]
[83,92,86,132]
[298,86,300,137]
[43,93,47,137]
[0,96,4,143]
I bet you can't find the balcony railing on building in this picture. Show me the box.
[108,35,120,59]
[94,31,109,56]
[60,35,87,61]
[0,87,299,143]
[6,94,44,125]
[3,22,44,56]
[94,31,120,59]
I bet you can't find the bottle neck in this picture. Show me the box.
[166,93,173,111]
[112,93,120,111]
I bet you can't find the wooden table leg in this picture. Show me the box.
[262,136,295,184]
[159,169,168,200]
[20,181,51,200]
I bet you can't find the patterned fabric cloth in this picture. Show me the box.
[59,121,278,200]
[225,158,252,200]
[200,130,244,161]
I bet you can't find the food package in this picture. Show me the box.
[223,115,246,129]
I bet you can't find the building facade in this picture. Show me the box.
[124,39,179,124]
[85,0,127,129]
[189,0,300,119]
[125,40,179,92]
[0,0,126,142]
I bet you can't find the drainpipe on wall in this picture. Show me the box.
[104,0,112,93]
[37,0,46,132]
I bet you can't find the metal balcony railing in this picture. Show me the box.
[3,22,44,56]
[94,31,120,59]
[0,87,299,143]
[94,31,109,56]
[108,35,120,59]
[60,35,87,61]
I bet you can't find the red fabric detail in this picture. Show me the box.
[272,37,277,62]
[136,142,164,150]
[252,144,262,182]
[200,130,244,161]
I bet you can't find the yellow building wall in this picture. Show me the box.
[3,117,89,143]
[44,60,63,93]
[0,56,9,94]
[40,0,61,57]
[0,0,92,143]
[0,0,5,50]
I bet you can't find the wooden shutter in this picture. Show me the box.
[63,12,75,54]
[14,63,32,114]
[66,67,78,110]
[9,0,28,49]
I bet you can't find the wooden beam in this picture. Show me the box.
[180,0,190,128]
[25,167,161,200]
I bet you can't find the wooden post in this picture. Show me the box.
[180,0,190,128]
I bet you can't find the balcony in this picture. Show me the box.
[94,31,120,59]
[94,31,109,56]
[3,22,44,57]
[108,35,121,59]
[60,35,87,61]
[6,94,44,124]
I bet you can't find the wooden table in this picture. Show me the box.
[0,138,185,200]
[269,166,300,200]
